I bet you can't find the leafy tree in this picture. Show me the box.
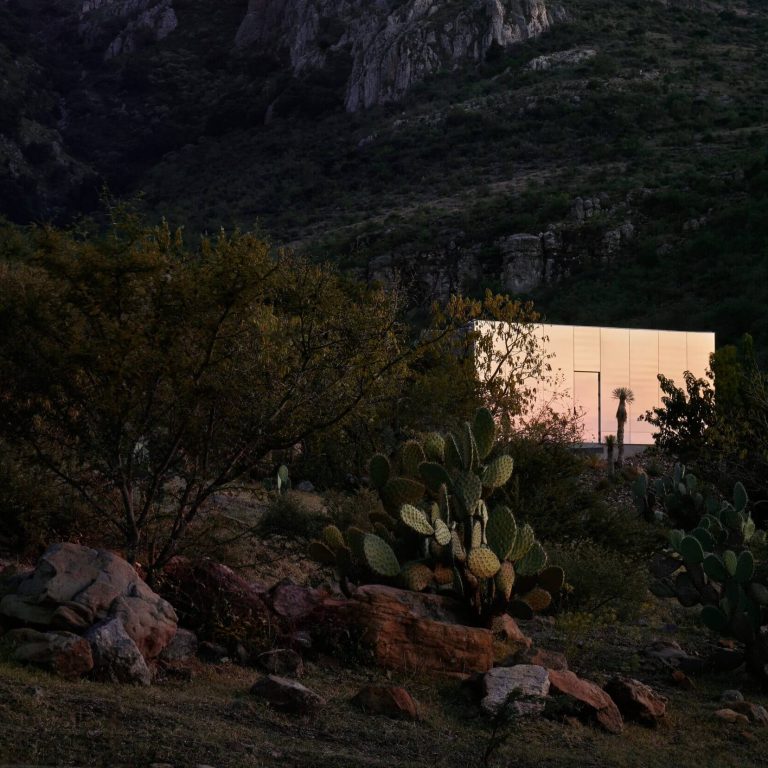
[0,213,411,578]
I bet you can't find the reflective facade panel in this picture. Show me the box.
[485,322,714,446]
[629,329,660,443]
[599,327,630,441]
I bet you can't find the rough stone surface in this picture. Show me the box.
[7,628,94,678]
[492,614,532,651]
[720,689,745,704]
[604,676,667,726]
[643,639,706,673]
[481,664,550,716]
[731,701,768,726]
[250,674,325,714]
[513,646,568,671]
[85,617,151,686]
[527,48,597,70]
[714,708,750,725]
[313,584,493,675]
[255,648,304,677]
[0,542,177,659]
[351,685,420,720]
[235,0,566,111]
[548,669,624,734]
[268,582,320,623]
[160,628,198,662]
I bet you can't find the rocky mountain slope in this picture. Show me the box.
[1,0,767,357]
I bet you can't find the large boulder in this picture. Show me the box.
[6,628,94,678]
[481,665,550,716]
[312,584,493,676]
[0,543,177,660]
[548,669,624,734]
[85,617,151,686]
[604,676,667,726]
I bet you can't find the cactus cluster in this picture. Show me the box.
[308,408,564,621]
[633,463,705,527]
[650,480,768,684]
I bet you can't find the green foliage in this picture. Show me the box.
[0,212,407,577]
[549,539,649,620]
[307,407,561,622]
[651,481,768,685]
[257,492,326,540]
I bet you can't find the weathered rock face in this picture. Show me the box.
[481,664,550,716]
[236,0,567,111]
[6,628,95,678]
[78,0,178,60]
[313,584,494,675]
[0,542,177,660]
[85,617,152,686]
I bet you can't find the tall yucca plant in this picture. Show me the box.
[612,387,635,467]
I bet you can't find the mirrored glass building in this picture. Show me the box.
[476,323,715,446]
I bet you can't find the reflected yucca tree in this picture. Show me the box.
[612,387,635,467]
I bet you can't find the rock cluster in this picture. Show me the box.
[235,0,567,111]
[1,542,177,684]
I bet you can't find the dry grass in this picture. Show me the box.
[2,628,768,768]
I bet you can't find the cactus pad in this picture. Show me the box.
[508,523,535,561]
[444,433,463,471]
[723,549,737,577]
[374,522,396,544]
[400,503,435,535]
[522,587,552,612]
[495,561,516,601]
[733,481,748,512]
[516,540,547,575]
[423,432,445,462]
[473,407,496,460]
[482,455,514,489]
[451,530,467,562]
[381,477,426,514]
[678,535,704,565]
[308,540,337,566]
[346,526,367,564]
[735,550,755,583]
[454,471,482,516]
[400,562,434,592]
[322,524,346,553]
[486,506,517,561]
[537,565,566,593]
[400,440,426,478]
[434,518,452,546]
[369,453,390,489]
[363,533,401,577]
[703,554,726,581]
[419,462,452,493]
[369,511,396,530]
[467,546,501,578]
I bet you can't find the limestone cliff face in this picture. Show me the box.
[78,0,178,60]
[236,0,567,111]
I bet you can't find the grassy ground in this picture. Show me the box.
[2,599,768,768]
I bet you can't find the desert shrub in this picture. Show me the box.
[548,539,649,620]
[323,488,385,531]
[257,492,328,541]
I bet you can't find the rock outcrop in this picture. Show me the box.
[78,0,178,60]
[236,0,567,111]
[0,542,178,662]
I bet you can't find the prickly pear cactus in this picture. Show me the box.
[307,407,562,623]
[651,481,768,685]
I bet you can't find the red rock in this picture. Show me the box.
[313,584,493,675]
[255,648,304,677]
[351,685,420,720]
[731,701,768,726]
[547,669,624,734]
[715,708,750,725]
[514,646,568,671]
[7,628,94,678]
[604,676,667,726]
[671,669,695,690]
[268,582,320,623]
[493,614,532,651]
